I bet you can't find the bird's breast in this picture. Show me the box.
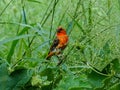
[58,35,68,45]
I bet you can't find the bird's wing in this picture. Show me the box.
[46,38,59,60]
[50,38,59,52]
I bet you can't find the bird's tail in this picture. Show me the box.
[46,52,54,60]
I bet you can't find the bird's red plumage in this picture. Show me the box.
[46,27,68,59]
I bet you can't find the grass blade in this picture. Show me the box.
[6,27,31,63]
[0,0,14,16]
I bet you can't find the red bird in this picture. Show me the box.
[46,26,68,59]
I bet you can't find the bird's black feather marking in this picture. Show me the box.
[50,38,59,51]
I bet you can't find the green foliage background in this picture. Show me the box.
[0,0,120,90]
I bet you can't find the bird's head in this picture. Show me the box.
[57,26,66,34]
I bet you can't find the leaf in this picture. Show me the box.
[0,63,9,90]
[27,0,42,4]
[0,34,34,46]
[6,27,30,63]
[102,40,111,54]
[111,58,120,72]
[53,74,63,88]
[0,63,33,90]
[31,75,42,86]
[8,69,33,90]
[40,68,61,90]
[87,70,108,89]
[101,58,120,75]
[55,74,91,90]
[40,68,54,81]
[99,40,111,59]
[109,82,120,90]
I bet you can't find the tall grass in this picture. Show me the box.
[0,0,120,89]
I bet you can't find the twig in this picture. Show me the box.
[49,0,59,42]
[40,0,53,24]
[68,0,82,35]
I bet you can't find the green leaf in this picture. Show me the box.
[9,69,33,90]
[0,34,34,46]
[55,74,91,90]
[103,40,111,54]
[0,63,33,90]
[109,82,120,90]
[87,70,108,89]
[0,63,9,90]
[101,58,120,75]
[111,58,120,72]
[99,40,111,59]
[27,0,41,4]
[40,68,54,81]
[53,74,63,88]
[31,75,42,86]
[6,27,30,63]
